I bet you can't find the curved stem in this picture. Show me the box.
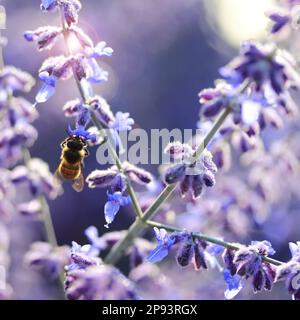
[60,13,143,220]
[105,81,251,265]
[146,220,283,267]
[104,108,233,265]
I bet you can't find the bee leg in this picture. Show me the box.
[84,149,89,156]
[72,173,84,192]
[61,141,67,148]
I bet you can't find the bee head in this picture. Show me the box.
[67,135,86,151]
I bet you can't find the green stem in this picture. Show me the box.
[90,113,144,220]
[104,107,233,265]
[105,81,251,265]
[60,13,143,220]
[146,220,283,267]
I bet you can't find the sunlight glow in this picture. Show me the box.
[204,0,276,47]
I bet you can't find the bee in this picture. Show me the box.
[55,134,89,192]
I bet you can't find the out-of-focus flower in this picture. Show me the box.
[17,199,42,217]
[104,192,131,228]
[164,142,218,199]
[220,42,299,95]
[65,241,102,272]
[276,242,300,300]
[65,265,138,300]
[24,242,70,280]
[0,66,35,93]
[84,226,106,251]
[40,0,58,12]
[0,123,38,167]
[269,13,290,34]
[11,158,62,199]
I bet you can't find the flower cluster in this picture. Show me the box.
[0,66,37,167]
[198,42,299,162]
[222,241,277,299]
[268,1,300,34]
[276,242,300,300]
[64,227,138,300]
[24,242,70,279]
[0,60,62,298]
[86,162,152,227]
[147,227,223,270]
[164,142,218,199]
[24,0,113,105]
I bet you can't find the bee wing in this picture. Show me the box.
[72,172,84,192]
[54,167,64,183]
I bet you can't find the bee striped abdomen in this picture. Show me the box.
[59,161,81,180]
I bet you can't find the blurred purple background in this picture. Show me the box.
[2,0,298,300]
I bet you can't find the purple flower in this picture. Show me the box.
[24,26,62,51]
[84,226,106,251]
[276,242,300,300]
[104,192,131,228]
[86,41,114,59]
[86,163,152,193]
[24,242,70,280]
[147,228,176,263]
[35,71,57,104]
[269,13,290,33]
[164,143,218,199]
[123,162,153,185]
[110,112,135,132]
[0,66,35,93]
[198,81,243,118]
[223,269,243,300]
[40,0,58,11]
[63,98,82,117]
[65,265,138,300]
[17,199,42,217]
[86,166,127,191]
[176,234,195,268]
[289,242,300,260]
[10,158,62,199]
[88,95,115,126]
[220,42,299,95]
[35,55,76,104]
[65,241,102,272]
[86,58,109,83]
[60,0,82,27]
[67,125,96,141]
[192,240,208,271]
[227,241,277,293]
